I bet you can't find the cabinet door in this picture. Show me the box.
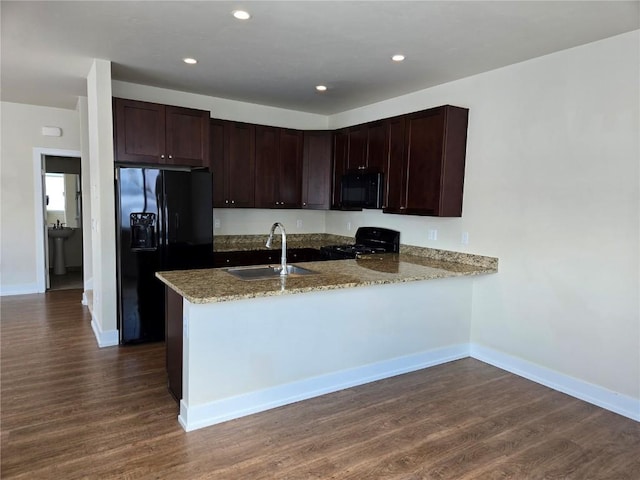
[302,131,332,210]
[331,130,348,208]
[366,121,386,173]
[165,106,210,167]
[404,109,445,215]
[225,122,255,208]
[114,98,165,163]
[254,125,279,208]
[278,129,303,208]
[347,125,367,170]
[383,116,406,212]
[210,119,227,208]
[439,106,468,217]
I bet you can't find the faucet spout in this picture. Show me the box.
[266,222,287,275]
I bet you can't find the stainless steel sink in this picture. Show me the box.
[225,264,317,281]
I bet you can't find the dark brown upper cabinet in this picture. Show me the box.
[331,130,349,209]
[114,98,209,167]
[384,105,469,217]
[382,116,406,212]
[345,125,367,170]
[209,119,255,208]
[302,131,333,210]
[254,126,303,209]
[331,121,389,209]
[365,121,387,174]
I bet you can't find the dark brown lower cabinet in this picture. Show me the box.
[212,248,323,268]
[166,287,183,401]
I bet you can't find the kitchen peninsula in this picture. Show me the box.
[157,243,497,432]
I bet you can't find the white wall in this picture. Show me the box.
[0,102,81,293]
[213,208,326,236]
[327,31,640,401]
[182,278,472,430]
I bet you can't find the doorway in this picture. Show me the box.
[44,155,83,290]
[32,148,83,292]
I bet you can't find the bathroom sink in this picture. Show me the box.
[48,227,74,239]
[225,264,317,281]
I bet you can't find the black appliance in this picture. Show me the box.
[340,171,383,209]
[115,166,214,344]
[321,227,400,260]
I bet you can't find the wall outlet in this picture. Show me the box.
[461,232,469,245]
[296,219,303,228]
[427,228,438,241]
[214,218,221,229]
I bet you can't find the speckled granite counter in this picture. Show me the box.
[156,247,498,304]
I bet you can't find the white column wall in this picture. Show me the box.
[86,59,118,345]
[77,97,94,297]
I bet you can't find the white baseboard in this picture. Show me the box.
[0,283,40,296]
[178,344,470,432]
[90,317,119,348]
[470,344,640,422]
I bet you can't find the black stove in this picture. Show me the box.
[321,227,400,260]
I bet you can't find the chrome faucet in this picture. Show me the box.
[266,222,287,275]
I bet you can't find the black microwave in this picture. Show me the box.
[340,171,383,209]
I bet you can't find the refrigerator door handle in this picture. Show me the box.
[162,192,169,247]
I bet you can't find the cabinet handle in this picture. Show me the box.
[303,202,306,206]
[168,155,173,159]
[160,154,165,159]
[231,200,235,204]
[225,200,229,204]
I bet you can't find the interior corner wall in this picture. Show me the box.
[0,102,81,294]
[326,31,640,401]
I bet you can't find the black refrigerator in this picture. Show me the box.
[115,166,214,344]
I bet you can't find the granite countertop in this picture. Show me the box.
[156,246,498,305]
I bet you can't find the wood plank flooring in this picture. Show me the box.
[1,290,639,479]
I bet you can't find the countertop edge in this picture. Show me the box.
[156,256,497,305]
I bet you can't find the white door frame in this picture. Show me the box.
[32,147,82,293]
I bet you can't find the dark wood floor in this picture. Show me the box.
[1,290,639,479]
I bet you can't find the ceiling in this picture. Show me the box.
[2,1,638,115]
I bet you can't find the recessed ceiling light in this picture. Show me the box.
[392,54,406,62]
[316,85,328,92]
[232,10,251,20]
[183,57,198,65]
